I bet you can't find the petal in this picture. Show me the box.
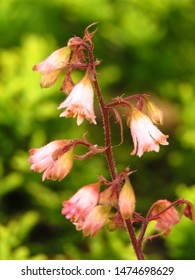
[40,69,63,88]
[33,46,71,73]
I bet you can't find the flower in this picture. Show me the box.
[128,107,169,157]
[76,205,111,237]
[33,46,71,88]
[58,71,96,125]
[150,199,180,235]
[118,177,136,219]
[61,182,100,224]
[28,140,74,181]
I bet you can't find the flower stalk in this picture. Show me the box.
[29,23,194,260]
[83,42,145,259]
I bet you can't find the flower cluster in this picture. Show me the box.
[33,33,96,126]
[28,23,193,247]
[28,25,169,236]
[61,175,135,237]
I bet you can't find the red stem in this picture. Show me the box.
[83,42,145,260]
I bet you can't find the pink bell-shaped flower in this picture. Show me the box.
[28,140,74,181]
[33,46,71,88]
[128,107,169,157]
[62,183,100,225]
[150,199,180,235]
[58,70,96,125]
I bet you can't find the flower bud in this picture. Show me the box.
[118,177,136,219]
[183,203,195,223]
[61,74,75,95]
[146,100,163,125]
[107,212,125,231]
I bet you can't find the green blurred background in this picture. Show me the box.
[0,0,195,260]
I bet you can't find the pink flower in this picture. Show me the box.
[150,199,180,235]
[33,46,71,88]
[62,182,100,225]
[128,107,169,157]
[28,140,74,181]
[77,205,111,237]
[58,71,96,125]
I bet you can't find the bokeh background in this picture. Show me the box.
[0,0,195,260]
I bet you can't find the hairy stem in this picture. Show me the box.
[125,219,145,260]
[93,78,117,179]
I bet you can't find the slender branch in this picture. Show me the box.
[106,94,142,108]
[105,93,150,109]
[137,220,148,246]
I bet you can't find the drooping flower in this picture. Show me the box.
[33,46,71,88]
[28,140,74,181]
[76,204,111,237]
[127,107,169,157]
[118,177,136,219]
[150,199,180,235]
[58,71,96,125]
[61,182,100,225]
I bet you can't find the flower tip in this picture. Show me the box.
[130,150,137,156]
[32,64,38,71]
[40,81,50,88]
[42,177,46,182]
[59,112,66,118]
[76,115,84,126]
